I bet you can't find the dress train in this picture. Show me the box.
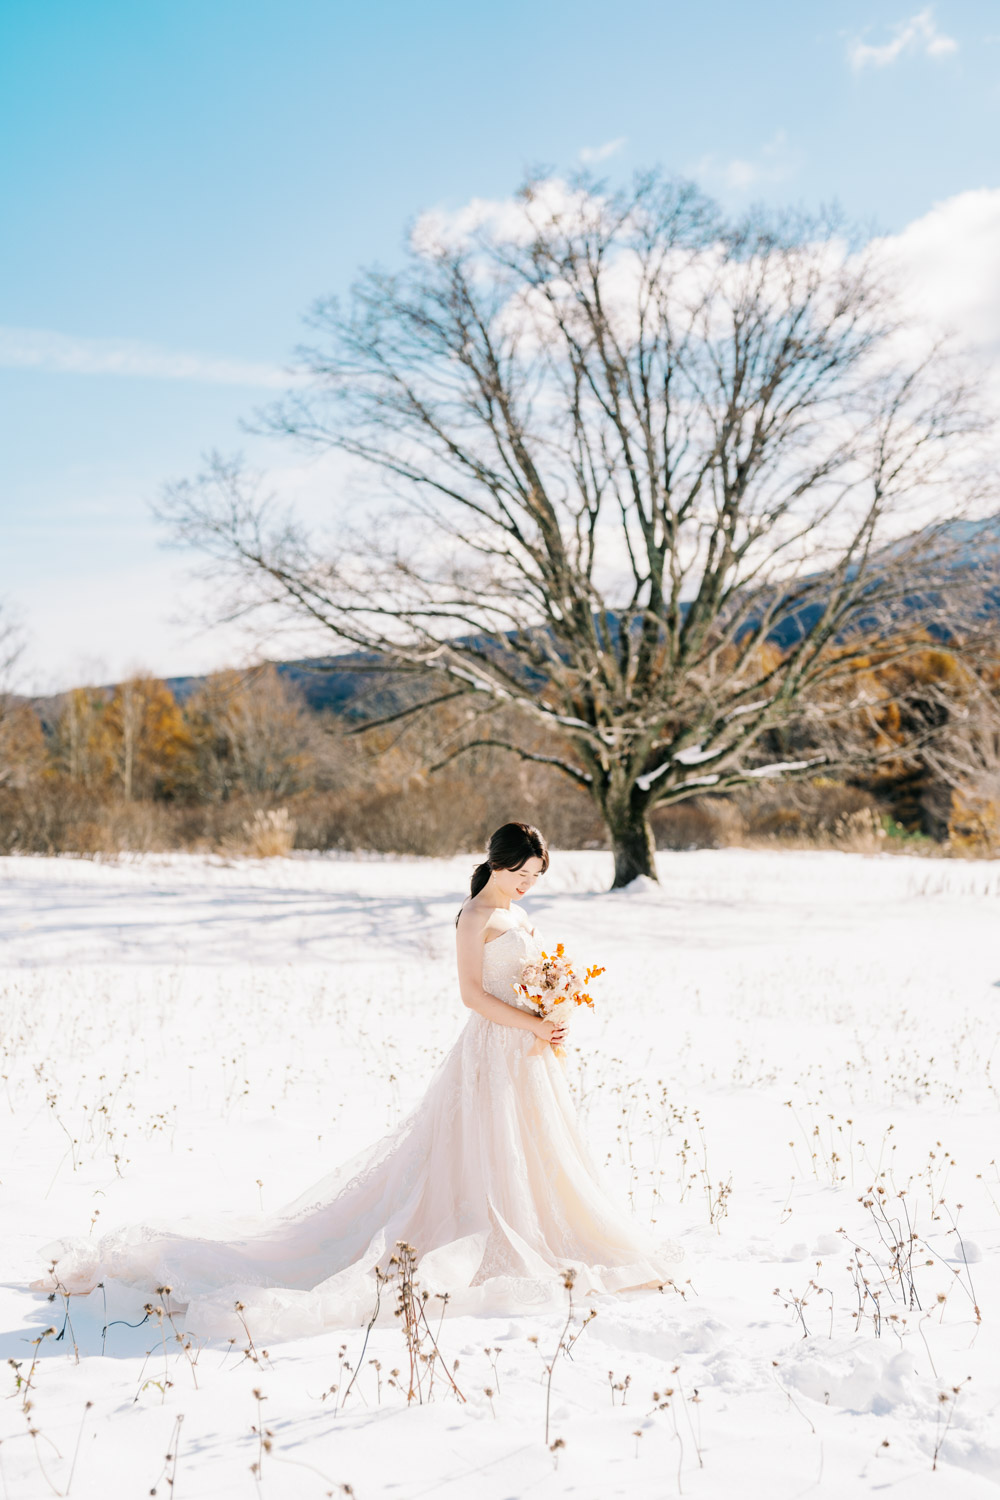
[33,926,683,1338]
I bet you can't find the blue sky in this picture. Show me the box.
[3,1,999,691]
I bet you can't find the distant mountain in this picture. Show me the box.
[166,654,430,720]
[170,515,1000,713]
[32,516,1000,720]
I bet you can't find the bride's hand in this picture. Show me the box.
[533,1016,568,1048]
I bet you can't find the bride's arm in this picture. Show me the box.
[455,912,562,1042]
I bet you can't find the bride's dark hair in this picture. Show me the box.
[469,822,549,900]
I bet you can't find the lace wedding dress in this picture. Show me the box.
[33,925,683,1338]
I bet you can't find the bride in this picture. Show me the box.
[33,822,682,1338]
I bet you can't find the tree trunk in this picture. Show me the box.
[602,795,658,888]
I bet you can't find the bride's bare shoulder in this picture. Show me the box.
[456,898,491,941]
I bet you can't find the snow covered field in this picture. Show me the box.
[1,847,999,1499]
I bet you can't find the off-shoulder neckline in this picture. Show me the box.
[483,924,533,948]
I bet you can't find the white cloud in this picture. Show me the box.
[0,326,292,388]
[849,7,958,69]
[691,130,799,193]
[876,187,1000,355]
[862,188,1000,495]
[8,554,258,696]
[412,177,596,254]
[578,137,627,165]
[414,175,1000,373]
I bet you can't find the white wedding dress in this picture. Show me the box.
[33,925,683,1338]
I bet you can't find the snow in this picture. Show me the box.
[2,846,1000,1497]
[635,745,724,790]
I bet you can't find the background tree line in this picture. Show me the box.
[0,645,998,859]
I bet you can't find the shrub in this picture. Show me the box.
[651,798,745,850]
[737,780,887,851]
[231,807,297,858]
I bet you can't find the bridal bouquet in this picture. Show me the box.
[514,943,606,1057]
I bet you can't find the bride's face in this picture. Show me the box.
[492,856,546,902]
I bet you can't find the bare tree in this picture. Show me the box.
[104,675,194,801]
[185,665,318,800]
[160,172,998,885]
[0,604,29,788]
[113,678,142,801]
[0,603,25,694]
[53,687,113,787]
[0,604,49,792]
[917,663,1000,848]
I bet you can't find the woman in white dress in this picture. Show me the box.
[33,823,682,1338]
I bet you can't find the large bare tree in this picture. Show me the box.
[161,172,998,884]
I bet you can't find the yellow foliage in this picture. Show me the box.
[53,689,116,786]
[105,676,196,800]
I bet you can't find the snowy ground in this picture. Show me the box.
[1,847,999,1499]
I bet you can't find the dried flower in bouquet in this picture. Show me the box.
[514,943,606,1056]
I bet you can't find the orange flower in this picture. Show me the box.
[516,944,606,1035]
